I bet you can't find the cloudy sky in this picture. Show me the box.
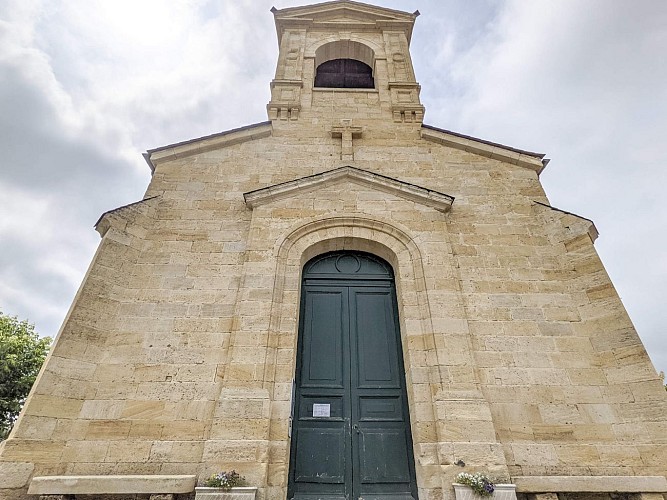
[1,0,665,375]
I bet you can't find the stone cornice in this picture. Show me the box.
[388,82,421,89]
[145,121,272,170]
[514,475,667,493]
[272,1,419,43]
[244,166,454,213]
[421,124,547,174]
[28,475,197,495]
[533,200,599,242]
[94,196,159,237]
[270,79,303,89]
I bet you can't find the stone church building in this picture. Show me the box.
[1,2,666,500]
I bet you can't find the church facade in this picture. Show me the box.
[1,2,666,500]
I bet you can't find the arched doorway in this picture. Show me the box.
[287,251,418,500]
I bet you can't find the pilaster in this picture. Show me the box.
[383,30,425,122]
[268,29,306,121]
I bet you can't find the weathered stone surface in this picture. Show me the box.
[27,475,196,495]
[194,487,257,500]
[513,475,667,492]
[0,2,665,500]
[453,484,516,500]
[0,461,34,488]
[531,495,558,500]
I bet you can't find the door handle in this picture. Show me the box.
[352,424,360,434]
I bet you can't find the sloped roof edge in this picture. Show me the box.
[144,121,272,171]
[271,1,419,44]
[271,1,418,21]
[533,200,599,242]
[422,124,549,174]
[94,196,160,236]
[244,165,454,213]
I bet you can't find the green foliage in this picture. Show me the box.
[0,312,51,439]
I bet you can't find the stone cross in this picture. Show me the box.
[331,119,363,161]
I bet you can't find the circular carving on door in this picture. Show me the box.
[335,254,361,273]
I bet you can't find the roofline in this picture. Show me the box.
[533,200,599,242]
[146,121,271,155]
[533,201,595,225]
[271,0,419,20]
[421,124,548,174]
[271,1,419,45]
[94,196,159,229]
[422,124,545,159]
[144,121,272,171]
[142,153,155,174]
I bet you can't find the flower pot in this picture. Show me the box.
[453,483,517,500]
[194,486,258,500]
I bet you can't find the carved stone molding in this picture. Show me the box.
[243,165,454,213]
[513,475,667,492]
[331,119,363,160]
[268,79,303,121]
[28,475,197,496]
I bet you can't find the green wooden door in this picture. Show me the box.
[288,252,418,500]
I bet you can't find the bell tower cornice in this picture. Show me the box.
[271,1,420,44]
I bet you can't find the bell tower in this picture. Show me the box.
[267,1,424,125]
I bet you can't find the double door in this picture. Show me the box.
[288,252,417,500]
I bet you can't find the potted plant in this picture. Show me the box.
[194,470,257,500]
[453,472,516,500]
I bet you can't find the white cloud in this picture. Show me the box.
[419,0,667,371]
[0,0,665,375]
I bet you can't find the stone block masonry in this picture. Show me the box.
[1,2,665,500]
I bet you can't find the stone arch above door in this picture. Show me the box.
[270,216,434,379]
[261,216,439,496]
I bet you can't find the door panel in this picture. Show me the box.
[298,396,344,419]
[288,252,417,500]
[294,426,346,483]
[358,396,402,421]
[350,286,416,499]
[291,286,350,498]
[359,428,412,483]
[301,290,345,389]
[354,290,398,387]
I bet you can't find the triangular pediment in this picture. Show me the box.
[243,166,454,213]
[272,1,419,41]
[273,1,416,22]
[317,12,382,25]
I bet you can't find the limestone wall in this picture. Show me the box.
[1,116,665,500]
[1,4,665,498]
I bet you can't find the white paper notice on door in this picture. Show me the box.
[313,403,330,418]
